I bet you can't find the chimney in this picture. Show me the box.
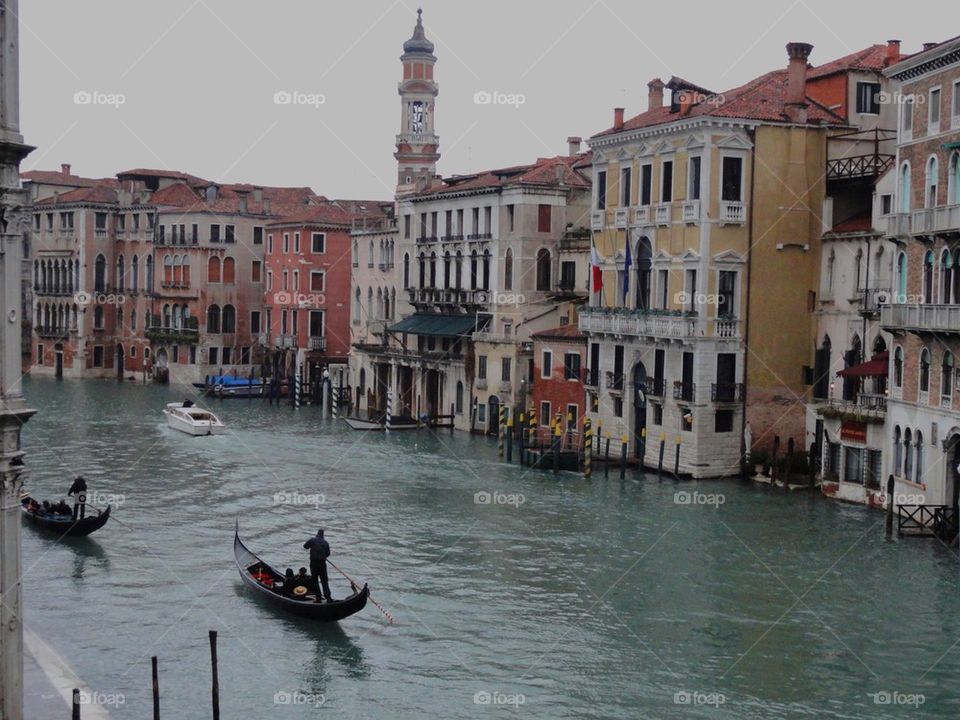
[886,40,901,65]
[567,136,582,155]
[923,42,938,51]
[613,107,624,130]
[647,78,665,110]
[785,42,814,122]
[61,163,71,176]
[555,161,566,185]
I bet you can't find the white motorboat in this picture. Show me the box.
[163,401,226,436]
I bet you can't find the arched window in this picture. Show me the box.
[896,252,907,302]
[941,249,953,304]
[222,304,236,333]
[915,431,924,484]
[943,352,954,398]
[919,348,931,394]
[900,162,911,213]
[367,287,373,320]
[390,287,396,319]
[353,287,362,323]
[384,286,391,319]
[376,288,383,320]
[894,346,904,388]
[429,251,437,287]
[894,426,902,476]
[182,257,191,286]
[116,254,124,291]
[359,368,366,392]
[368,240,374,268]
[536,248,551,291]
[482,249,491,290]
[950,151,960,205]
[418,253,426,289]
[171,303,180,329]
[172,255,182,285]
[826,250,835,293]
[925,156,939,208]
[443,251,451,288]
[162,254,173,285]
[455,251,463,290]
[352,239,358,266]
[923,250,935,303]
[94,254,106,292]
[162,303,171,328]
[94,305,103,329]
[403,253,410,289]
[470,250,478,290]
[636,237,653,309]
[117,307,123,329]
[131,255,139,291]
[456,380,464,413]
[223,257,236,284]
[208,256,221,283]
[903,428,913,480]
[504,249,513,291]
[145,256,154,292]
[207,304,221,334]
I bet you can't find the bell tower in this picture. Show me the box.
[395,8,439,196]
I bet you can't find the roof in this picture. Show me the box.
[151,182,320,217]
[837,351,888,378]
[806,45,889,79]
[22,170,115,189]
[592,67,846,139]
[34,185,118,205]
[389,313,489,338]
[403,9,434,55]
[267,203,353,227]
[116,168,208,185]
[532,324,586,342]
[411,153,592,198]
[829,211,874,234]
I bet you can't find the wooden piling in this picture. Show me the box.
[583,418,592,478]
[152,656,160,720]
[674,435,681,478]
[72,688,80,720]
[771,436,781,484]
[657,433,665,480]
[209,630,220,720]
[506,409,514,463]
[553,422,561,474]
[518,410,526,463]
[886,474,895,535]
[619,434,628,480]
[498,405,506,458]
[450,403,455,435]
[604,436,610,478]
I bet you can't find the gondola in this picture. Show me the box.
[20,497,110,537]
[234,529,368,621]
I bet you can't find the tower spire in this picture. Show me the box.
[395,8,439,196]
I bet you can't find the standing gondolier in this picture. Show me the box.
[303,528,333,602]
[67,476,88,520]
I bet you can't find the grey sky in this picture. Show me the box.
[19,0,946,199]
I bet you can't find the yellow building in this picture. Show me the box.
[582,43,844,477]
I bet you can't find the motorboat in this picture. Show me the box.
[163,401,226,436]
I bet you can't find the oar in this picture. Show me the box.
[326,559,395,624]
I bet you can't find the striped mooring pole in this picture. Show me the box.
[528,408,537,449]
[330,377,338,420]
[583,417,593,478]
[386,390,393,432]
[498,405,506,457]
[294,363,302,409]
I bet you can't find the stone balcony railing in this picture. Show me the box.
[719,201,746,225]
[614,208,629,228]
[682,201,700,224]
[881,304,960,335]
[579,308,741,340]
[823,392,887,420]
[631,206,650,226]
[590,210,605,231]
[886,205,960,238]
[309,336,326,351]
[654,204,671,226]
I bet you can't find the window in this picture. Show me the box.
[954,80,960,126]
[311,232,325,253]
[894,346,903,387]
[721,156,743,202]
[267,234,274,254]
[250,311,261,334]
[540,401,551,426]
[501,357,511,383]
[251,260,262,283]
[253,226,263,245]
[715,409,734,433]
[209,347,219,366]
[718,271,736,316]
[660,160,673,202]
[687,156,702,200]
[403,253,411,288]
[403,215,411,239]
[902,97,914,140]
[538,204,551,233]
[293,232,301,254]
[225,225,235,244]
[855,82,881,115]
[92,346,103,367]
[504,249,513,291]
[536,249,551,291]
[210,224,221,243]
[596,170,607,210]
[844,447,864,485]
[456,381,464,414]
[477,355,487,380]
[926,156,939,208]
[620,166,632,206]
[208,256,221,283]
[310,271,325,292]
[222,257,235,284]
[282,233,289,254]
[206,304,221,334]
[507,205,515,232]
[944,352,955,398]
[541,350,552,378]
[930,87,941,133]
[657,269,669,309]
[563,352,581,380]
[640,164,652,206]
[881,194,893,215]
[920,348,931,394]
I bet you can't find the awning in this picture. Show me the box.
[388,313,490,338]
[837,351,889,378]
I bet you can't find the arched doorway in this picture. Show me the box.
[632,362,648,459]
[54,342,63,379]
[115,344,124,379]
[945,431,960,527]
[488,395,500,435]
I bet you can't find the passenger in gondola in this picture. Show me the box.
[68,476,88,520]
[281,568,296,596]
[41,500,51,515]
[303,528,333,603]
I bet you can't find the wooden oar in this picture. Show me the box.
[326,559,395,624]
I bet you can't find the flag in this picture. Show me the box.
[591,237,603,295]
[622,238,632,303]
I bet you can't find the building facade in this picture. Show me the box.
[531,324,587,442]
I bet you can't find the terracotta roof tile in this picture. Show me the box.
[22,170,119,189]
[34,185,118,205]
[532,324,586,340]
[413,153,591,197]
[806,45,888,79]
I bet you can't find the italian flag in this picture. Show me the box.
[591,237,603,295]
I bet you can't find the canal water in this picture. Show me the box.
[18,376,960,718]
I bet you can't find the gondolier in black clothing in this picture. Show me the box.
[67,476,88,520]
[303,528,333,602]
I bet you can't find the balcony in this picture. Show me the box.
[407,287,488,309]
[475,377,488,391]
[857,287,892,317]
[94,228,107,239]
[645,377,665,397]
[498,381,512,394]
[584,370,599,389]
[711,382,744,402]
[145,326,199,344]
[888,205,960,238]
[590,210,605,231]
[682,201,700,224]
[309,336,326,351]
[35,326,75,339]
[719,201,746,225]
[614,208,629,229]
[881,304,960,335]
[275,334,296,349]
[886,213,910,237]
[578,308,700,340]
[715,317,740,338]
[673,381,696,402]
[654,204,671,226]
[631,206,650,226]
[823,392,887,421]
[606,371,624,392]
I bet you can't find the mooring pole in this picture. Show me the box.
[583,418,592,478]
[498,405,505,458]
[553,421,561,474]
[657,433,665,480]
[152,656,160,720]
[886,474,895,535]
[619,434,628,480]
[72,688,80,720]
[506,408,514,462]
[209,630,220,720]
[604,436,611,478]
[386,390,393,433]
[771,435,780,484]
[674,435,681,478]
[450,403,455,435]
[518,410,526,463]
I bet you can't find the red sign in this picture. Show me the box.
[840,421,867,444]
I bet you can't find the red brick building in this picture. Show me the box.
[531,324,587,440]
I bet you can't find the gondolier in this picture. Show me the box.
[303,528,333,602]
[67,476,88,520]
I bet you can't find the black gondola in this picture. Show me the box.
[20,497,110,537]
[234,529,368,621]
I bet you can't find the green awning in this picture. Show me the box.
[389,313,489,338]
[943,141,960,150]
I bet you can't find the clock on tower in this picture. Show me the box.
[395,9,440,194]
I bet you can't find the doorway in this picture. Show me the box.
[115,344,124,379]
[632,363,648,459]
[488,395,500,435]
[54,343,63,379]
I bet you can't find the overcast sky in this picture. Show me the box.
[18,0,948,200]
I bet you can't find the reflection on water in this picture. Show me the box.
[17,376,960,719]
